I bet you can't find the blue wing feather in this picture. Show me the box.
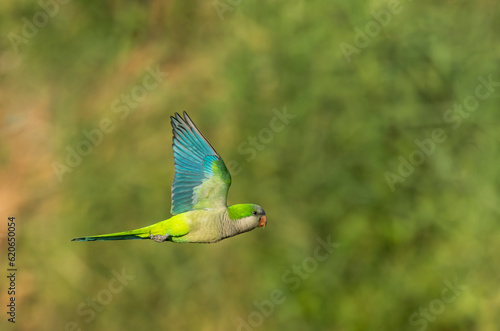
[170,112,231,215]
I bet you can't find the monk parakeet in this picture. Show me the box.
[72,112,266,244]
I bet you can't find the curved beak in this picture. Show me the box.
[258,215,267,228]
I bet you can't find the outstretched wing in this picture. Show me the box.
[170,112,232,215]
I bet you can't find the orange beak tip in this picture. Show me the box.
[258,215,267,228]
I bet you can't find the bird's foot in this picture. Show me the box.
[149,231,169,243]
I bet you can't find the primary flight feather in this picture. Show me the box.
[72,112,267,244]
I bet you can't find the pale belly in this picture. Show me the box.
[172,209,227,243]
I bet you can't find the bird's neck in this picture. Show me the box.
[220,210,255,239]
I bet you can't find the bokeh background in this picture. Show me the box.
[1,1,500,330]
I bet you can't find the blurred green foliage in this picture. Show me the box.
[2,0,500,330]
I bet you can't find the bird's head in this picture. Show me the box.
[228,204,267,231]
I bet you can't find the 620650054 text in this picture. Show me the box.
[6,216,17,324]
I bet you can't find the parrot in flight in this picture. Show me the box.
[72,112,267,244]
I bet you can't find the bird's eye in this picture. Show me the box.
[252,211,258,216]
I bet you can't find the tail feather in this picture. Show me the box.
[71,234,146,241]
[71,216,187,242]
[71,225,154,242]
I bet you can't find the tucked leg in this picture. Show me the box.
[149,231,169,243]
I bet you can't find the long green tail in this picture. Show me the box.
[71,225,155,242]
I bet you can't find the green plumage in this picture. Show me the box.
[228,204,260,220]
